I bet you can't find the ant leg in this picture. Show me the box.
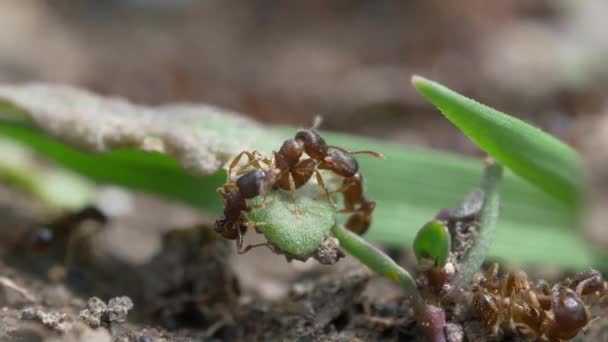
[217,183,237,202]
[314,170,337,208]
[228,151,257,180]
[238,242,274,254]
[247,220,276,230]
[248,194,274,210]
[235,227,245,252]
[234,155,271,176]
[284,172,301,216]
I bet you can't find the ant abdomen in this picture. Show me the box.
[236,170,266,199]
[236,169,275,199]
[547,287,590,341]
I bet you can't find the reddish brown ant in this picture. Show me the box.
[471,265,602,341]
[277,120,382,209]
[214,166,278,253]
[227,119,382,219]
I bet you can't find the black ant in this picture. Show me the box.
[214,164,278,253]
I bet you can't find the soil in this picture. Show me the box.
[0,185,605,342]
[0,185,417,342]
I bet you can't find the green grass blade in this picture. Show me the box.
[412,76,586,210]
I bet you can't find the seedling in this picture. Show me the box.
[208,76,603,341]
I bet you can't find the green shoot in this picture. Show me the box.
[331,224,421,303]
[412,76,585,211]
[447,161,503,297]
[413,220,451,268]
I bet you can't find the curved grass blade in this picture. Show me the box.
[412,76,585,210]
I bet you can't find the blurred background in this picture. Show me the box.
[0,1,607,338]
[3,0,607,150]
[8,1,608,233]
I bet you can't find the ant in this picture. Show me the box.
[471,264,603,341]
[214,164,279,254]
[227,118,382,218]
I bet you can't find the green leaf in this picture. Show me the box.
[0,83,596,268]
[411,76,586,210]
[247,181,335,258]
[413,220,451,267]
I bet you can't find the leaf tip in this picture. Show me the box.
[411,75,429,88]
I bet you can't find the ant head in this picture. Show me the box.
[279,139,303,163]
[295,129,328,160]
[323,150,358,177]
[572,268,604,295]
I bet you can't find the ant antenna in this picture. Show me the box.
[328,145,385,159]
[311,115,323,130]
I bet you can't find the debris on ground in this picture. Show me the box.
[21,306,69,333]
[79,296,133,328]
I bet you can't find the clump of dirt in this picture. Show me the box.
[79,296,133,328]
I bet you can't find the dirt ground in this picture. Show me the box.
[1,1,608,341]
[0,184,606,341]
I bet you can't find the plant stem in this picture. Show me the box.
[331,224,421,304]
[332,225,447,341]
[447,160,503,297]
